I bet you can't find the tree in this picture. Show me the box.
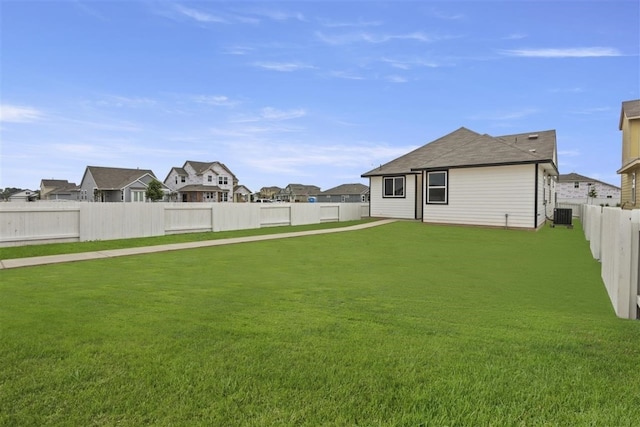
[146,179,164,202]
[588,185,597,200]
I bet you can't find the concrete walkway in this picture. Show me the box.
[0,219,396,270]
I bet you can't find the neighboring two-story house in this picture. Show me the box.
[164,161,238,202]
[617,99,640,209]
[557,173,620,205]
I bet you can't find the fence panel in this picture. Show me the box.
[582,205,640,319]
[164,205,213,234]
[0,205,80,246]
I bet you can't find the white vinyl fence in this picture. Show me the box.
[0,202,370,247]
[581,205,639,319]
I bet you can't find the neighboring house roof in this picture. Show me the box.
[362,127,557,177]
[234,184,251,193]
[320,183,369,195]
[282,184,321,195]
[85,166,157,189]
[41,179,71,187]
[558,173,620,189]
[619,99,640,130]
[178,184,224,192]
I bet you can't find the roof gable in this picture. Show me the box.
[619,99,640,130]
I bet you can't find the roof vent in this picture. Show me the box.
[529,149,536,153]
[528,134,539,139]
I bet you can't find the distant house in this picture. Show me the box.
[79,166,168,202]
[557,173,620,205]
[276,184,321,203]
[8,189,38,202]
[318,183,370,203]
[40,179,79,201]
[361,127,558,229]
[258,186,282,201]
[233,184,252,203]
[617,99,640,209]
[164,161,238,202]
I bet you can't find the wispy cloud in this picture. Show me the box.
[223,45,253,55]
[193,95,240,107]
[232,107,307,123]
[252,61,314,72]
[569,106,611,115]
[0,104,44,123]
[175,5,227,23]
[385,75,408,83]
[430,9,465,20]
[316,31,433,45]
[96,95,157,108]
[504,33,527,40]
[381,57,442,70]
[260,107,306,121]
[501,47,623,58]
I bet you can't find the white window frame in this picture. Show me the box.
[218,176,228,185]
[383,176,405,198]
[426,171,447,204]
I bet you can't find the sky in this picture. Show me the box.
[1,0,639,193]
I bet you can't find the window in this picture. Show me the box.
[574,182,580,188]
[208,175,213,182]
[221,192,228,202]
[426,171,447,204]
[383,176,404,197]
[181,176,186,183]
[341,195,348,202]
[175,177,178,184]
[218,176,228,185]
[132,190,146,202]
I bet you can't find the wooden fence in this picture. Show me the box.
[0,202,370,247]
[581,205,639,319]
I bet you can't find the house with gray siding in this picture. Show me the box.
[362,127,558,229]
[318,183,369,203]
[80,166,168,202]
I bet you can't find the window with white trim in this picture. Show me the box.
[132,190,146,202]
[218,176,228,185]
[426,171,447,204]
[383,176,404,197]
[221,192,228,202]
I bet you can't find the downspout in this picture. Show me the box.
[534,163,539,229]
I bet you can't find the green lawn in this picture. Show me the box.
[1,221,639,426]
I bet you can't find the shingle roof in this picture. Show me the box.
[87,166,156,189]
[283,184,321,194]
[619,99,640,130]
[320,183,369,195]
[558,173,620,189]
[41,179,71,187]
[184,161,237,181]
[362,127,557,177]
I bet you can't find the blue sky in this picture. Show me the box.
[1,0,638,193]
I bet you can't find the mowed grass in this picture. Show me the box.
[1,221,639,426]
